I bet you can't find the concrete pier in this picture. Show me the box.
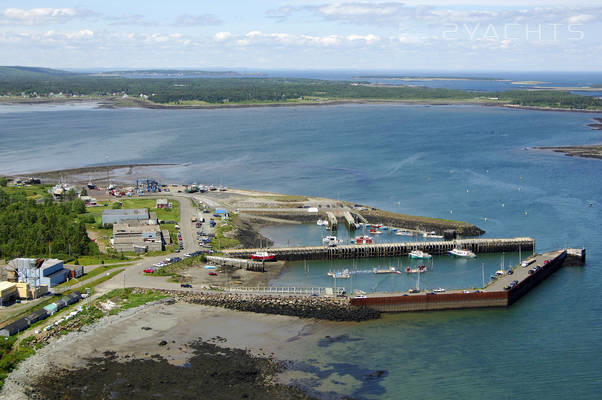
[223,237,535,261]
[350,249,572,312]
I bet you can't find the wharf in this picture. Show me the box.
[350,249,575,312]
[223,237,535,261]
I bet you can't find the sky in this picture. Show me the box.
[0,1,601,71]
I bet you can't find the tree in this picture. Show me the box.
[80,187,88,196]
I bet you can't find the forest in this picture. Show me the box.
[0,188,96,259]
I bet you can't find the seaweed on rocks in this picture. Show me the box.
[25,339,317,400]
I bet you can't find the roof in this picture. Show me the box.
[215,209,227,214]
[41,259,63,268]
[46,269,68,279]
[156,199,168,204]
[0,281,16,291]
[102,208,149,217]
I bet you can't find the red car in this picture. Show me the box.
[143,268,154,274]
[544,259,550,264]
[208,271,218,276]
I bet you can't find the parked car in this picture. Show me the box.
[143,268,154,274]
[507,270,514,275]
[180,283,192,288]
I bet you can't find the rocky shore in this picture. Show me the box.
[148,288,381,322]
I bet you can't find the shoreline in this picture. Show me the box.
[1,300,332,400]
[2,96,602,114]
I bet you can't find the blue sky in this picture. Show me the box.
[0,1,600,71]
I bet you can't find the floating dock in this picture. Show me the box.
[326,211,338,231]
[223,237,535,261]
[350,249,578,312]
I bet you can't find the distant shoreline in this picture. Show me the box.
[2,96,601,114]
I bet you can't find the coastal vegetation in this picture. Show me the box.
[0,288,166,389]
[1,66,601,111]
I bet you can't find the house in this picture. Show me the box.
[101,208,150,225]
[156,199,170,209]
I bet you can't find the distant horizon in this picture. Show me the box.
[4,65,602,75]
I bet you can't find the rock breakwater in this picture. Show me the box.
[136,289,380,322]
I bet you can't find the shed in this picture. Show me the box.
[55,299,68,310]
[24,309,48,325]
[43,303,58,315]
[64,265,84,279]
[156,199,169,208]
[41,269,69,288]
[0,318,30,336]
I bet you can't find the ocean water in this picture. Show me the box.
[1,102,601,399]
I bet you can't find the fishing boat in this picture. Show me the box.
[87,180,96,190]
[355,235,373,244]
[395,230,414,236]
[327,269,351,279]
[250,251,276,261]
[405,265,428,273]
[323,235,342,244]
[316,219,326,226]
[373,266,400,274]
[409,250,432,259]
[423,231,443,239]
[449,248,477,258]
[373,230,383,234]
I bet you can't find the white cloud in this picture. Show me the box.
[0,8,98,25]
[173,14,221,26]
[214,30,382,47]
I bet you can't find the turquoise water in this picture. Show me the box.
[1,103,601,398]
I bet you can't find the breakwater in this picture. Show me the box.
[137,289,380,322]
[224,237,535,261]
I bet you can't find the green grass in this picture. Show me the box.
[73,254,135,266]
[262,195,308,202]
[150,255,205,278]
[1,184,52,199]
[212,218,240,250]
[0,336,36,389]
[55,263,133,289]
[100,288,167,312]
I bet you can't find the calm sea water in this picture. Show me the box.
[1,102,601,399]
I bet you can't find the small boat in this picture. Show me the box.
[395,230,414,236]
[203,265,216,269]
[208,271,218,276]
[250,251,276,261]
[433,288,445,293]
[355,235,373,244]
[87,181,96,190]
[373,230,383,234]
[316,219,326,226]
[322,236,342,245]
[405,265,428,273]
[423,231,443,239]
[449,248,476,258]
[327,269,351,279]
[409,250,432,259]
[373,267,400,274]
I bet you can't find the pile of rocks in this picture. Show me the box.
[137,289,380,322]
